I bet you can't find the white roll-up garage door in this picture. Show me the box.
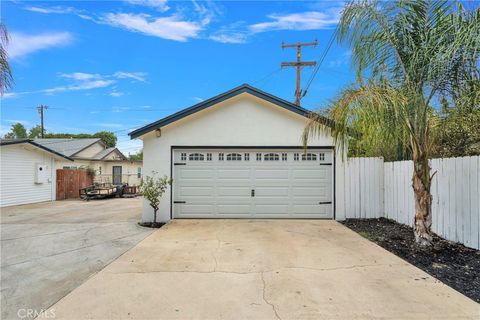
[173,149,333,219]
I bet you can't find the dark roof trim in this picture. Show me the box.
[70,138,104,157]
[108,148,127,160]
[89,147,127,160]
[1,139,74,161]
[129,84,333,139]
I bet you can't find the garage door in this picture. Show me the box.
[173,149,333,219]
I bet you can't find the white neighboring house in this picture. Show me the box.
[0,138,143,208]
[33,138,143,186]
[0,139,73,207]
[129,84,341,223]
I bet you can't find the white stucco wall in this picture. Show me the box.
[140,93,337,222]
[0,144,56,207]
[55,159,143,186]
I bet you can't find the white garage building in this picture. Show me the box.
[130,84,342,222]
[0,139,73,207]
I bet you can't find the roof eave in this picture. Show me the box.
[69,138,103,157]
[1,140,74,161]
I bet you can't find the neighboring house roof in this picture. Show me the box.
[129,83,334,139]
[91,147,127,160]
[0,139,74,161]
[33,138,103,157]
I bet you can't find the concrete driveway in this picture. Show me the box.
[47,219,478,319]
[1,198,153,320]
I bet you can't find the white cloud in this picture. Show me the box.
[102,13,203,41]
[209,32,247,44]
[112,106,132,113]
[328,50,352,67]
[124,0,169,12]
[2,92,17,99]
[6,70,146,98]
[59,72,101,81]
[43,79,115,94]
[8,32,73,59]
[192,96,204,102]
[249,11,339,33]
[94,122,124,128]
[110,91,125,97]
[208,21,248,44]
[117,138,143,154]
[113,71,147,82]
[25,6,77,14]
[4,119,31,126]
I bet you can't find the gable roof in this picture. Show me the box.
[0,139,74,161]
[91,147,127,160]
[129,83,333,139]
[33,138,103,157]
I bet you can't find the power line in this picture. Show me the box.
[301,0,356,101]
[301,26,339,101]
[253,68,284,86]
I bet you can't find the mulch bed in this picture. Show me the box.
[342,218,480,303]
[138,222,165,228]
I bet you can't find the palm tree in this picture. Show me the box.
[0,23,13,95]
[303,0,480,246]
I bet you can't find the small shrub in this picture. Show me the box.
[139,172,171,225]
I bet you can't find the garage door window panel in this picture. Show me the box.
[264,153,279,161]
[302,153,317,161]
[189,153,205,161]
[226,153,242,161]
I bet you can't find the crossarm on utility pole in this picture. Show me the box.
[281,39,318,106]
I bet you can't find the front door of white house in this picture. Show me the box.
[173,149,333,219]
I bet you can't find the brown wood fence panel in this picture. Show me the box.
[56,169,93,200]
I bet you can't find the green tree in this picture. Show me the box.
[93,131,117,148]
[129,149,143,161]
[139,172,171,226]
[3,122,27,139]
[433,107,480,157]
[304,0,480,246]
[43,131,118,147]
[0,23,12,95]
[28,125,43,138]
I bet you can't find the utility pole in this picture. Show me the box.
[37,105,48,138]
[281,40,318,106]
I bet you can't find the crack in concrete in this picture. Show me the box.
[107,262,406,275]
[211,223,225,272]
[261,271,281,320]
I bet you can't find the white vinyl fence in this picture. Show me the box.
[337,156,480,250]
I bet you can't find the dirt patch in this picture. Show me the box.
[138,222,165,228]
[342,218,480,303]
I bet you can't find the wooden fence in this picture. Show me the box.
[337,156,480,250]
[56,169,93,200]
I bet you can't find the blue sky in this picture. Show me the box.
[1,0,355,154]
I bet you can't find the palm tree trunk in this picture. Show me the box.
[412,154,433,246]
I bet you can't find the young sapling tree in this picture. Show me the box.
[139,172,171,227]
